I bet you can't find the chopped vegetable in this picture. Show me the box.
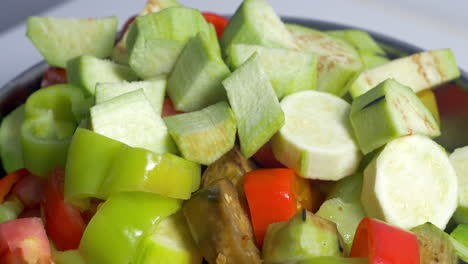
[0,169,28,203]
[220,0,296,50]
[226,43,318,99]
[64,128,125,205]
[244,168,298,247]
[361,135,457,230]
[287,24,362,96]
[0,105,25,173]
[262,210,345,263]
[183,179,261,264]
[450,146,468,224]
[26,16,118,68]
[252,141,284,168]
[41,67,67,88]
[350,79,440,154]
[79,192,181,264]
[101,147,200,199]
[0,198,24,224]
[11,172,44,208]
[126,7,211,79]
[43,167,86,251]
[167,26,230,112]
[223,53,284,158]
[350,218,420,264]
[90,89,177,154]
[164,102,237,165]
[349,49,460,98]
[95,76,167,115]
[202,12,229,38]
[417,89,440,124]
[132,212,202,264]
[411,222,458,264]
[0,217,51,263]
[67,55,139,96]
[271,90,361,180]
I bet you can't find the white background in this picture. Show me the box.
[1,0,467,87]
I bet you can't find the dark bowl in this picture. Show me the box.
[1,17,467,157]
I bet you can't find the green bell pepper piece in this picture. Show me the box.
[21,113,75,177]
[0,105,25,173]
[24,84,87,122]
[65,128,125,206]
[100,147,200,200]
[0,198,24,224]
[21,84,87,177]
[79,192,181,264]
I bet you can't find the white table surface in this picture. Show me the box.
[1,0,467,88]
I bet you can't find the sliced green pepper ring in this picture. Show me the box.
[21,84,87,177]
[21,113,75,177]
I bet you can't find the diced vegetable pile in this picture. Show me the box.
[0,0,467,263]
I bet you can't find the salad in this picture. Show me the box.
[0,0,467,263]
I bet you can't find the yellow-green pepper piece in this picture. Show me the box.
[79,192,181,264]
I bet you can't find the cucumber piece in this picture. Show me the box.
[417,89,440,125]
[127,7,210,78]
[167,28,230,111]
[359,51,389,69]
[222,54,284,158]
[262,210,345,263]
[164,102,236,165]
[287,24,362,96]
[349,49,460,98]
[90,89,177,154]
[450,147,468,224]
[226,44,318,99]
[411,222,458,264]
[316,198,366,254]
[450,236,468,262]
[0,105,25,173]
[271,90,361,180]
[95,76,166,114]
[132,212,202,264]
[220,0,296,51]
[67,55,139,97]
[27,16,118,68]
[101,147,200,200]
[350,79,440,154]
[361,135,458,230]
[327,29,385,55]
[112,0,181,65]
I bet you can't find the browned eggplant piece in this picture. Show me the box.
[201,146,255,207]
[183,179,261,264]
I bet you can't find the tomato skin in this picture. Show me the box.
[43,167,85,251]
[162,98,183,117]
[0,217,51,264]
[0,169,29,204]
[12,173,45,209]
[202,12,229,38]
[244,168,297,247]
[40,67,67,88]
[434,84,468,115]
[252,142,284,168]
[350,218,420,264]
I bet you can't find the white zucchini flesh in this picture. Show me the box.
[362,135,458,230]
[271,90,361,180]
